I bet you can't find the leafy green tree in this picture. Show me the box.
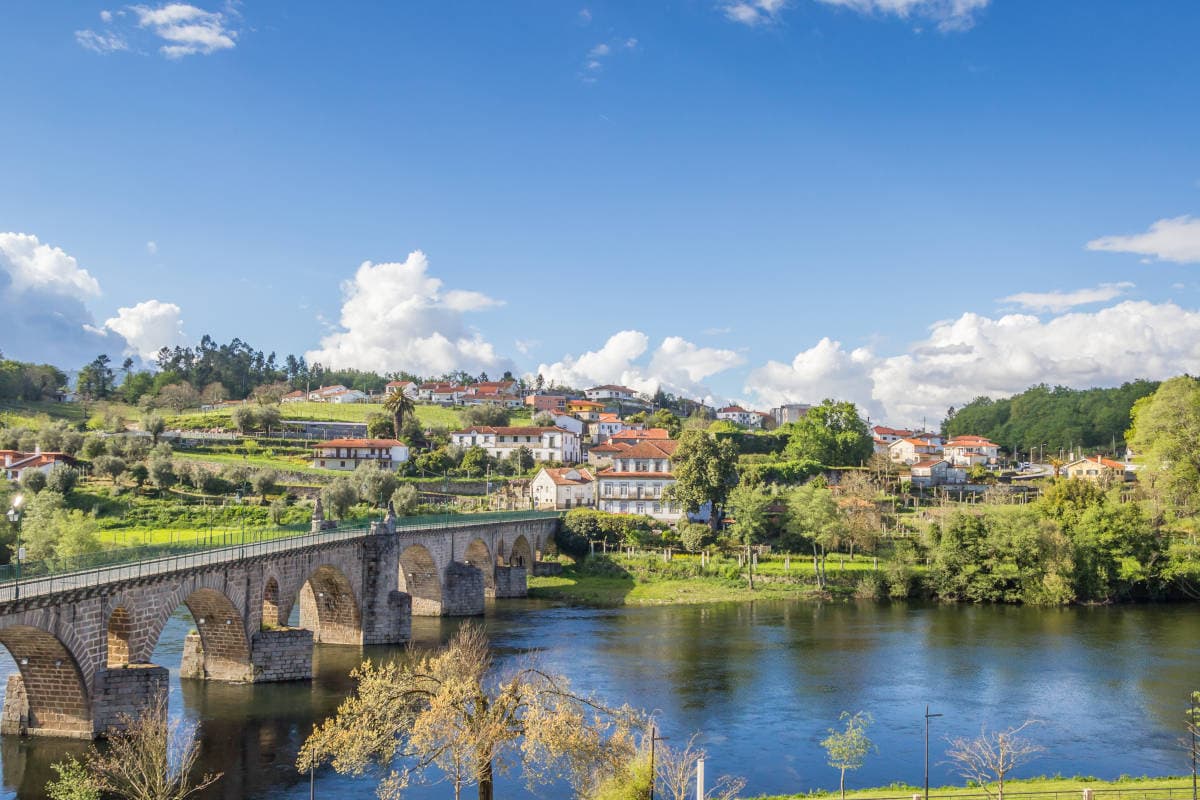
[391,484,420,514]
[127,462,149,489]
[461,405,510,427]
[44,465,79,495]
[727,482,773,545]
[148,458,176,495]
[367,412,396,438]
[355,462,399,507]
[322,477,359,519]
[19,469,47,494]
[784,482,843,589]
[142,412,166,445]
[1128,376,1200,519]
[784,399,872,467]
[45,756,101,800]
[77,355,115,400]
[250,470,279,501]
[230,405,258,434]
[821,711,875,800]
[92,455,127,485]
[664,431,738,527]
[257,404,282,431]
[81,436,107,460]
[678,522,712,553]
[459,446,491,478]
[157,382,201,412]
[509,446,535,474]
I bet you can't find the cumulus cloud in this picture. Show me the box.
[132,3,236,58]
[589,43,611,57]
[0,233,101,299]
[75,28,129,53]
[537,331,743,400]
[1087,216,1200,264]
[722,0,789,26]
[0,232,178,367]
[999,282,1134,313]
[814,0,990,31]
[305,251,510,377]
[746,301,1200,427]
[102,299,186,361]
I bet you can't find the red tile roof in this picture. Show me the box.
[315,439,405,448]
[539,467,595,486]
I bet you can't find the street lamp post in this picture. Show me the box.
[648,724,668,800]
[924,705,943,800]
[7,494,25,600]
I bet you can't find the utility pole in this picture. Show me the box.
[649,724,668,800]
[925,705,943,800]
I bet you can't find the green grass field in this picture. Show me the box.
[168,402,529,430]
[173,450,339,476]
[754,774,1194,800]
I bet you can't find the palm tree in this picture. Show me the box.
[383,389,415,439]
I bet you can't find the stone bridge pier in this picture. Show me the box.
[0,509,559,739]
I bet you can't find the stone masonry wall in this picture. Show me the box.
[92,665,169,734]
[1,675,27,736]
[250,629,313,682]
[441,563,485,616]
[493,566,527,598]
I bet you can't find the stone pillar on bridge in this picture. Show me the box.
[441,562,485,616]
[360,533,413,643]
[493,565,528,598]
[91,665,170,734]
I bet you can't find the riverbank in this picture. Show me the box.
[754,774,1193,800]
[527,552,881,606]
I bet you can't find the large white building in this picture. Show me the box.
[943,435,1001,467]
[716,405,763,428]
[585,385,638,402]
[311,438,410,471]
[530,467,597,509]
[888,437,943,465]
[596,440,684,522]
[449,426,582,463]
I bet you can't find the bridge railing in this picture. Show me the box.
[0,510,561,601]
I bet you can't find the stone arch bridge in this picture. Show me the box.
[0,509,559,739]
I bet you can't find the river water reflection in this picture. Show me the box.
[1,599,1198,799]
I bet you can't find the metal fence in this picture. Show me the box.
[832,787,1194,800]
[0,510,561,603]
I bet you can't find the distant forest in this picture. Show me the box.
[942,380,1160,454]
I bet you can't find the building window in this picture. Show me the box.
[636,503,645,514]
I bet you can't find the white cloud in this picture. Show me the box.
[624,37,638,48]
[131,3,237,58]
[102,299,186,361]
[589,43,611,57]
[100,9,114,22]
[999,282,1134,313]
[305,251,510,377]
[75,29,128,53]
[578,8,592,24]
[746,301,1200,427]
[146,240,158,255]
[1087,216,1200,264]
[722,0,789,26]
[537,330,743,400]
[515,338,540,356]
[0,232,102,299]
[813,0,990,31]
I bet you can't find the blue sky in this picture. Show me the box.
[3,0,1200,425]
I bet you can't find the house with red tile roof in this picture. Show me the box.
[2,450,76,481]
[596,439,684,522]
[530,467,596,510]
[887,437,943,465]
[943,435,1001,467]
[311,439,410,471]
[585,385,638,402]
[910,459,966,488]
[449,426,582,463]
[1063,455,1133,483]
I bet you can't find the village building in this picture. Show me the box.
[888,437,943,465]
[716,405,763,428]
[2,450,77,482]
[585,385,638,402]
[525,394,568,414]
[449,426,582,463]
[530,467,597,510]
[771,403,812,426]
[596,440,684,522]
[608,428,671,447]
[566,399,606,420]
[943,435,1001,468]
[311,438,410,472]
[909,459,966,488]
[1063,455,1133,483]
[384,380,419,398]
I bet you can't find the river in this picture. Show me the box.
[1,598,1197,799]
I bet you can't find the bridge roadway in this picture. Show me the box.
[0,507,560,739]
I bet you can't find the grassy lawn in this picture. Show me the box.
[753,774,1194,800]
[173,450,339,476]
[168,402,531,430]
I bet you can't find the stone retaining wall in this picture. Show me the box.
[250,628,313,682]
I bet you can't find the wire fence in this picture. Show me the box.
[0,510,561,602]
[830,787,1196,800]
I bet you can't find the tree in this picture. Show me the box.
[384,390,416,440]
[250,470,278,501]
[93,455,128,485]
[230,405,257,434]
[19,469,47,494]
[298,623,639,800]
[47,692,220,800]
[81,436,107,460]
[460,446,491,478]
[727,483,773,545]
[252,380,291,405]
[142,412,166,445]
[785,482,844,590]
[45,756,101,800]
[322,477,359,519]
[1128,376,1200,519]
[665,431,738,528]
[367,413,396,438]
[257,404,282,432]
[44,464,79,495]
[391,484,420,514]
[200,381,229,406]
[784,399,873,467]
[127,462,149,489]
[654,733,745,800]
[149,458,176,495]
[678,522,712,553]
[821,711,875,800]
[355,461,399,507]
[157,382,201,413]
[77,355,115,400]
[508,446,534,474]
[462,405,511,428]
[945,721,1043,800]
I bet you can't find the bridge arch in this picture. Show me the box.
[262,576,281,628]
[0,625,92,737]
[298,565,362,645]
[510,534,533,568]
[144,585,252,683]
[464,538,494,593]
[107,606,133,667]
[399,544,442,616]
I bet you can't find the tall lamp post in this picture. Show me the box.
[7,494,25,600]
[924,705,943,800]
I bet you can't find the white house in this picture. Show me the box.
[872,425,915,444]
[2,450,76,481]
[449,426,582,463]
[311,438,410,471]
[460,391,523,409]
[888,437,943,465]
[771,404,811,426]
[546,413,585,436]
[596,440,683,522]
[530,467,596,510]
[384,380,419,398]
[323,388,368,404]
[909,459,966,488]
[307,384,349,401]
[944,436,1001,468]
[716,405,762,428]
[1063,455,1133,483]
[585,385,638,402]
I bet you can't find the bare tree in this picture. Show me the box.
[945,721,1043,800]
[47,692,221,800]
[655,733,746,800]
